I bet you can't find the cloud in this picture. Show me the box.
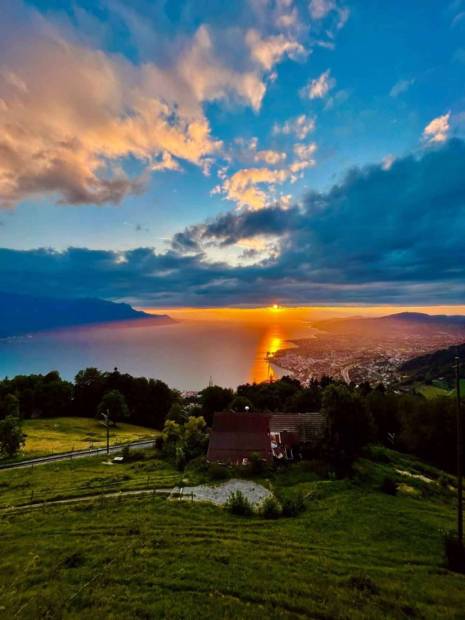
[214,141,316,210]
[3,141,465,305]
[273,114,316,139]
[390,78,415,98]
[246,29,306,71]
[214,167,291,211]
[309,0,349,30]
[301,69,335,99]
[0,3,313,208]
[422,112,451,144]
[232,137,287,166]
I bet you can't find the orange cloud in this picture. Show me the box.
[0,8,310,208]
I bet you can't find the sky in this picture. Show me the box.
[0,0,465,307]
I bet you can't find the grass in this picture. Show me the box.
[0,450,185,508]
[19,417,157,458]
[0,447,464,617]
[414,378,465,399]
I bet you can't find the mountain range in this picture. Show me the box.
[0,291,171,338]
[313,312,465,335]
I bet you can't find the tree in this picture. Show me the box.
[97,390,129,423]
[160,416,209,465]
[230,396,253,412]
[199,386,233,426]
[182,416,209,461]
[0,393,20,419]
[322,384,374,474]
[166,402,189,424]
[74,368,106,417]
[0,416,26,458]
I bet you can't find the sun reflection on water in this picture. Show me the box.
[250,326,286,383]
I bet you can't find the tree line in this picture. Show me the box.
[0,369,463,475]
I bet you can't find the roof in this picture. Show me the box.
[269,412,326,442]
[207,412,272,463]
[207,411,326,463]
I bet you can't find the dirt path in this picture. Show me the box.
[2,479,273,515]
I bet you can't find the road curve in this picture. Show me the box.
[0,438,157,471]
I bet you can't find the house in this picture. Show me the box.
[207,412,273,464]
[207,411,326,464]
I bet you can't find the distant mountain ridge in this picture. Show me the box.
[313,312,465,333]
[0,291,171,337]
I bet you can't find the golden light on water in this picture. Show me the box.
[250,326,286,383]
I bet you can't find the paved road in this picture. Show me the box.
[0,438,156,471]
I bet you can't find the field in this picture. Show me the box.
[19,417,156,458]
[0,450,182,508]
[1,448,465,618]
[414,378,465,399]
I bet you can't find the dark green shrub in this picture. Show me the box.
[185,455,208,473]
[225,490,253,516]
[121,445,130,461]
[381,476,397,495]
[248,452,267,475]
[281,491,306,517]
[208,463,230,481]
[348,574,379,595]
[444,533,465,573]
[260,495,282,519]
[63,552,85,569]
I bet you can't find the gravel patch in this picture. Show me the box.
[171,479,273,507]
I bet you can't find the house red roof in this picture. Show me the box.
[207,411,326,464]
[207,412,273,463]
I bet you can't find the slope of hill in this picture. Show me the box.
[1,447,464,618]
[0,291,171,337]
[313,312,465,336]
[400,342,465,387]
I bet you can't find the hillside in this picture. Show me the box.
[19,417,157,458]
[1,447,464,618]
[313,312,465,336]
[0,291,172,337]
[400,342,465,387]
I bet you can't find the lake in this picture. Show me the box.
[1,305,444,389]
[0,307,333,389]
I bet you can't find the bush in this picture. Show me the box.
[281,491,306,517]
[225,490,253,516]
[444,532,465,573]
[381,476,397,496]
[208,463,230,481]
[347,574,379,596]
[185,456,208,474]
[260,495,282,519]
[248,452,267,475]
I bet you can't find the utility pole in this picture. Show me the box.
[455,356,463,545]
[100,409,111,456]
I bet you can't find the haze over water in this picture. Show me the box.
[1,306,464,390]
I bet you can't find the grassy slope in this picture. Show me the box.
[1,449,464,619]
[0,450,183,508]
[414,379,465,399]
[20,417,157,458]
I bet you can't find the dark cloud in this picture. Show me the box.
[2,140,465,306]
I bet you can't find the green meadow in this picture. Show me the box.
[1,447,465,618]
[19,417,156,458]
